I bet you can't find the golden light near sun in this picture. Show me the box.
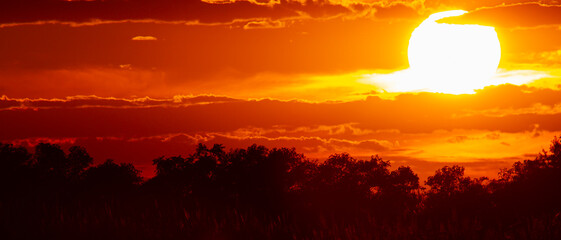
[362,10,509,95]
[407,10,501,94]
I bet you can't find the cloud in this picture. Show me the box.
[423,0,559,11]
[0,0,431,29]
[513,49,561,65]
[0,0,353,25]
[458,103,561,118]
[0,19,190,28]
[131,35,157,41]
[0,94,240,111]
[447,135,470,143]
[374,3,419,19]
[439,3,561,29]
[243,19,285,29]
[5,84,561,142]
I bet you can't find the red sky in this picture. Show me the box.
[2,0,561,180]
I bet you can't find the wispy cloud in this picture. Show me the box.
[131,35,157,41]
[243,19,285,29]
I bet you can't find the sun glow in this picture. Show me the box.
[363,10,513,94]
[407,10,501,93]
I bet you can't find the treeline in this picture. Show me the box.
[1,138,561,239]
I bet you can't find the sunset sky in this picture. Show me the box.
[2,0,561,180]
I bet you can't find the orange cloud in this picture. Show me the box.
[440,3,561,29]
[0,95,240,111]
[374,3,419,19]
[0,0,354,25]
[243,19,285,29]
[5,85,561,142]
[131,35,157,41]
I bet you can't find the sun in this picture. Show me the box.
[363,10,545,95]
[407,10,501,94]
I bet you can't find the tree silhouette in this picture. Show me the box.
[424,164,493,235]
[33,143,68,178]
[29,143,93,181]
[82,159,142,195]
[382,166,421,215]
[426,165,469,194]
[0,143,31,170]
[66,146,93,179]
[2,138,561,239]
[493,136,561,220]
[218,144,304,208]
[390,166,420,193]
[0,143,33,197]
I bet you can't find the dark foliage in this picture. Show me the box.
[1,138,561,239]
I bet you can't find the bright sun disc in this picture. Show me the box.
[407,10,501,94]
